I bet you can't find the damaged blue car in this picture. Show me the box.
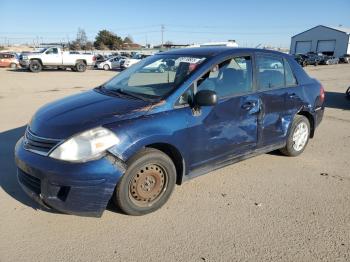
[15,47,325,217]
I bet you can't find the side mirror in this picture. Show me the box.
[194,90,217,107]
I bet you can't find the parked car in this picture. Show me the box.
[120,53,151,69]
[305,53,324,66]
[294,54,308,67]
[320,56,339,65]
[19,47,96,72]
[96,56,127,70]
[339,54,350,64]
[15,47,325,217]
[0,53,20,68]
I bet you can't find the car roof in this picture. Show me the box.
[156,47,288,57]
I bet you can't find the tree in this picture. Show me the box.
[70,28,90,50]
[94,30,123,50]
[76,28,88,46]
[123,36,133,44]
[84,41,94,50]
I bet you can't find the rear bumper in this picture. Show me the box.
[15,137,125,217]
[314,106,324,128]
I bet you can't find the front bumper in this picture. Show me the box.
[15,137,125,217]
[19,60,30,68]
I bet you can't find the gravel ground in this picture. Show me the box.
[0,65,349,262]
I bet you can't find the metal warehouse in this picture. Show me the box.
[290,25,350,56]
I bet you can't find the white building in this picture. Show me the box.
[290,25,350,56]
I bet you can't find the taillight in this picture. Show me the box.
[320,85,325,102]
[92,56,96,61]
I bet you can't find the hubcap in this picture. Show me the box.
[129,164,167,207]
[292,122,309,151]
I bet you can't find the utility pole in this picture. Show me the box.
[161,24,165,47]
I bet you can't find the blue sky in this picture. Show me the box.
[0,0,349,47]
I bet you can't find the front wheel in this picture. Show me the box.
[29,60,42,73]
[10,63,17,69]
[280,115,310,157]
[103,64,110,71]
[114,148,176,216]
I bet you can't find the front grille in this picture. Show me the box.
[18,169,41,195]
[23,129,62,156]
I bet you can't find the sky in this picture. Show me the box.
[0,0,349,48]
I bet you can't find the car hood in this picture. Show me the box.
[29,89,152,139]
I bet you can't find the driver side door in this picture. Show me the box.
[183,55,260,172]
[43,47,61,65]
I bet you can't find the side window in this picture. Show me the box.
[197,56,253,98]
[256,55,284,90]
[52,48,58,54]
[284,59,297,86]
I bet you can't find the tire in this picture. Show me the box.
[75,61,86,72]
[158,64,166,73]
[103,64,110,71]
[29,60,42,73]
[10,63,17,69]
[346,86,350,100]
[280,115,310,157]
[114,148,176,216]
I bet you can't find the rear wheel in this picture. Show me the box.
[75,61,86,72]
[114,148,176,216]
[280,115,310,157]
[29,60,42,73]
[10,63,17,69]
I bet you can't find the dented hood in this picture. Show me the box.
[29,89,152,139]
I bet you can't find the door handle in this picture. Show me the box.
[289,93,298,99]
[241,101,256,110]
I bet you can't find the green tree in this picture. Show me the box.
[94,30,123,50]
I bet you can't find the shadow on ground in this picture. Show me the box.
[325,91,350,110]
[0,126,41,209]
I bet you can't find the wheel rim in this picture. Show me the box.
[292,122,309,151]
[129,164,167,207]
[31,63,39,71]
[78,64,85,71]
[104,65,109,70]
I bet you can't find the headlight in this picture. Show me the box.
[49,127,119,162]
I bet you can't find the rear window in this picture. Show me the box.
[256,55,284,90]
[284,59,297,86]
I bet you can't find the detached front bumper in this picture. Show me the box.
[15,137,125,217]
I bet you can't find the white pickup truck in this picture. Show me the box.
[19,47,96,72]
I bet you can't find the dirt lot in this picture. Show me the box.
[0,65,349,262]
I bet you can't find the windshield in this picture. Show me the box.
[103,54,207,99]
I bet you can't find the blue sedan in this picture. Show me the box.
[15,47,325,216]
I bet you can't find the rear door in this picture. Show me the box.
[255,54,301,147]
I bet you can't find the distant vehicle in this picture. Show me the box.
[346,86,350,99]
[120,53,151,69]
[15,47,325,217]
[305,53,324,66]
[294,54,308,67]
[320,56,339,65]
[69,51,80,54]
[0,53,19,68]
[339,54,350,64]
[96,56,127,70]
[19,47,96,72]
[94,54,108,63]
